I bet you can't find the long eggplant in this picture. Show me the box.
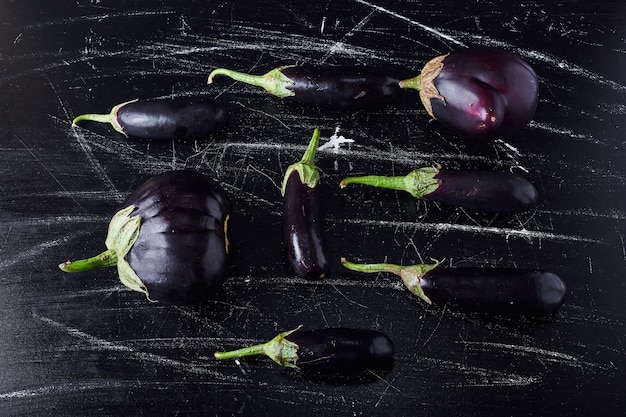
[214,326,394,372]
[282,129,329,279]
[340,165,538,213]
[341,258,566,315]
[72,97,227,140]
[208,65,402,108]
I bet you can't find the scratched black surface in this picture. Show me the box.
[1,0,625,416]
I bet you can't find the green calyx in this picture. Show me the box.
[339,165,442,200]
[281,128,322,196]
[341,257,440,305]
[58,205,147,298]
[207,65,297,98]
[214,326,303,369]
[71,99,138,137]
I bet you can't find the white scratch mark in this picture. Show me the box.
[464,341,579,362]
[32,313,239,379]
[353,0,465,47]
[334,217,602,243]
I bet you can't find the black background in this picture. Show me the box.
[1,1,625,416]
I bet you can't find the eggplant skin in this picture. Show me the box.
[430,170,539,212]
[122,170,230,305]
[283,172,329,279]
[431,48,538,138]
[282,65,402,108]
[421,267,567,315]
[116,98,227,140]
[287,328,395,372]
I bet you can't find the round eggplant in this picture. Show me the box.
[72,97,227,140]
[282,128,329,279]
[208,64,402,108]
[400,47,539,138]
[214,326,395,372]
[59,170,231,305]
[340,165,538,213]
[341,258,566,315]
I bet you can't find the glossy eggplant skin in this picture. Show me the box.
[430,169,539,212]
[422,267,566,315]
[281,65,402,108]
[283,172,329,279]
[287,328,395,372]
[123,170,230,304]
[116,98,227,140]
[429,48,538,138]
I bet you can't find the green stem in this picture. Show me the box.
[71,99,138,136]
[339,166,441,200]
[398,74,422,91]
[281,128,322,196]
[341,257,439,305]
[207,66,297,98]
[58,248,118,272]
[214,326,302,369]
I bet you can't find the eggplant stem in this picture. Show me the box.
[58,248,118,272]
[399,54,447,118]
[340,166,441,200]
[281,128,322,196]
[207,66,297,98]
[341,257,438,305]
[71,99,138,137]
[214,326,303,369]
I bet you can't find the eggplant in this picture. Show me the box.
[208,64,402,108]
[282,128,329,279]
[400,47,539,138]
[214,326,394,372]
[59,170,231,305]
[341,258,566,315]
[340,165,538,213]
[72,97,227,140]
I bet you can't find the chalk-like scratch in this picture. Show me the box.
[353,0,465,47]
[32,313,240,380]
[465,341,579,362]
[321,9,378,62]
[15,135,86,211]
[21,10,176,30]
[0,381,142,400]
[334,217,602,243]
[0,235,86,272]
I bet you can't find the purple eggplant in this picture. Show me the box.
[214,326,394,372]
[400,47,539,138]
[282,129,329,279]
[72,97,227,140]
[59,170,231,305]
[340,165,538,213]
[341,258,566,315]
[208,65,402,108]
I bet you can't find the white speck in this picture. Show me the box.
[321,16,326,34]
[318,127,355,152]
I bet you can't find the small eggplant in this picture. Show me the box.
[340,165,538,213]
[341,258,566,315]
[282,128,329,279]
[214,326,395,372]
[208,65,402,108]
[59,170,230,305]
[400,47,539,138]
[72,97,227,140]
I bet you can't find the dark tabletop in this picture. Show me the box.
[1,1,625,416]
